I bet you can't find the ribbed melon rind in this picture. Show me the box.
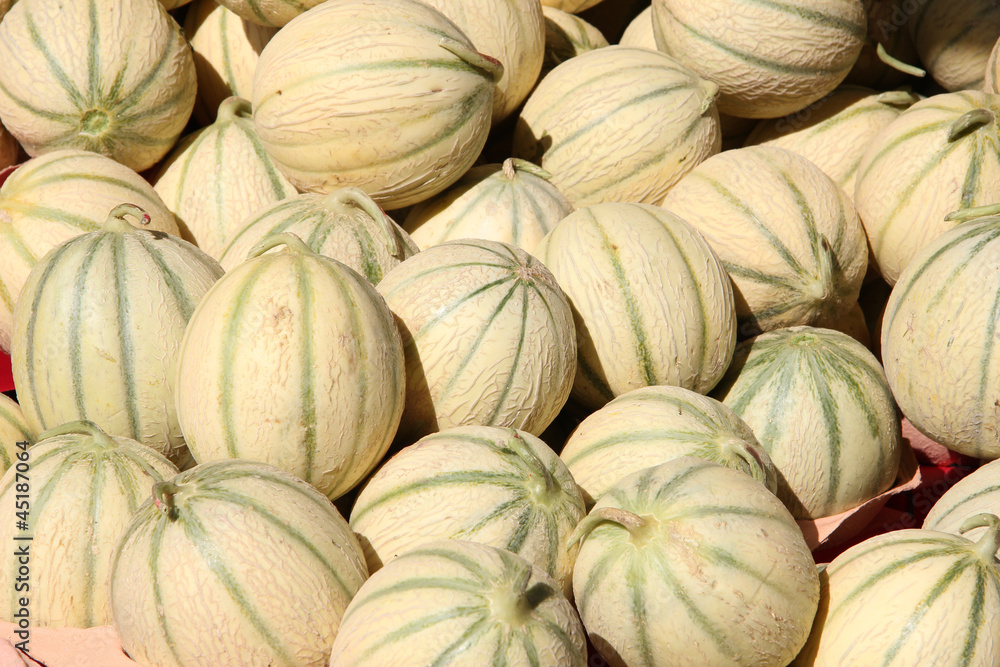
[881,214,1000,460]
[541,6,610,75]
[924,459,1000,542]
[651,0,867,119]
[252,0,496,209]
[349,425,586,596]
[796,527,1000,665]
[711,326,902,520]
[0,427,178,628]
[0,0,196,172]
[513,45,720,207]
[108,458,368,667]
[329,539,587,667]
[533,202,737,410]
[377,239,577,442]
[573,457,819,667]
[662,145,868,336]
[215,0,324,27]
[175,242,406,500]
[560,384,778,505]
[0,393,32,474]
[854,90,1000,286]
[11,222,224,468]
[0,148,178,353]
[911,0,1000,92]
[153,98,298,260]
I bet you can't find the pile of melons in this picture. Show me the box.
[3,0,1000,665]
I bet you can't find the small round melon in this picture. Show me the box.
[0,393,32,475]
[910,0,1000,92]
[662,145,868,337]
[0,0,196,171]
[252,0,501,209]
[108,458,368,667]
[541,6,610,74]
[513,45,720,207]
[924,458,1000,542]
[329,539,587,667]
[571,457,819,667]
[711,326,902,519]
[377,239,576,443]
[533,202,737,410]
[176,234,405,499]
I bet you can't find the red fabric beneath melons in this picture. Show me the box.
[0,350,12,394]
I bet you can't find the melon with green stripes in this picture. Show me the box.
[512,45,720,207]
[376,238,577,443]
[880,210,1000,460]
[661,145,868,337]
[559,384,778,506]
[0,149,178,353]
[924,459,1000,542]
[403,158,573,253]
[796,513,1000,665]
[215,0,324,27]
[108,458,368,667]
[185,0,278,126]
[910,0,1000,92]
[533,202,737,411]
[540,6,610,76]
[854,90,1000,285]
[0,393,33,474]
[350,426,586,596]
[176,234,405,500]
[329,539,587,667]
[744,87,920,201]
[650,0,867,119]
[252,0,502,209]
[710,326,902,520]
[11,204,223,468]
[569,457,820,667]
[153,97,298,260]
[219,187,419,282]
[0,0,196,172]
[0,421,178,627]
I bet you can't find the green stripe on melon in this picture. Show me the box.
[108,458,368,667]
[924,459,1000,542]
[0,393,33,473]
[0,421,178,627]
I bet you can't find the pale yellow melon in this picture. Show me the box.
[662,145,868,337]
[0,393,31,474]
[0,0,196,172]
[153,97,298,259]
[911,0,1000,91]
[0,150,178,353]
[541,0,603,14]
[541,5,610,74]
[252,0,501,209]
[619,6,655,50]
[513,45,720,206]
[988,36,1000,93]
[185,0,278,125]
[651,0,867,118]
[854,90,1000,285]
[215,0,324,27]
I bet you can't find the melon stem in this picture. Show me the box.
[216,96,253,123]
[566,507,650,551]
[805,234,835,305]
[493,563,535,626]
[959,513,1000,562]
[38,419,117,450]
[247,232,314,259]
[152,481,182,522]
[438,38,504,83]
[103,203,151,233]
[945,203,1000,222]
[503,158,553,181]
[948,109,995,142]
[324,186,399,256]
[875,43,926,78]
[874,90,920,108]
